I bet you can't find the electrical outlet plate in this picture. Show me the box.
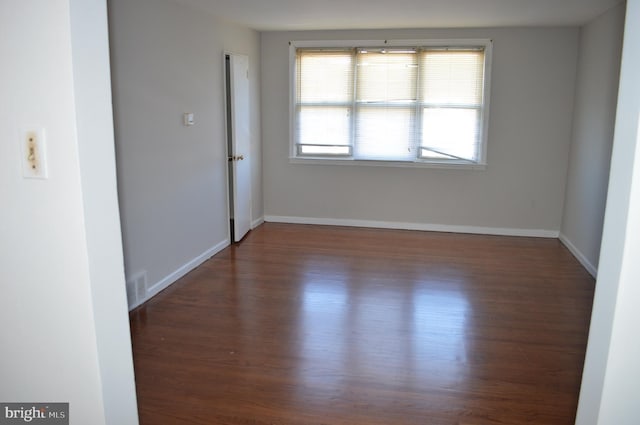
[21,128,48,179]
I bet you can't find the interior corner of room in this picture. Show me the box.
[110,1,625,309]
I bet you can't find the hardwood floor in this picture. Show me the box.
[129,223,595,425]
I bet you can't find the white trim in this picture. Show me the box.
[128,238,230,311]
[290,38,493,49]
[479,40,493,165]
[559,233,598,277]
[264,215,559,238]
[288,157,487,170]
[288,43,297,159]
[252,216,265,229]
[223,51,233,244]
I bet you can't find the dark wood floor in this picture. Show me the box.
[130,223,595,425]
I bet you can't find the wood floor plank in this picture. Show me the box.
[130,223,594,424]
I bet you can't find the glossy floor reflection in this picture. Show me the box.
[130,223,595,425]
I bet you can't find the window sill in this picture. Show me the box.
[288,157,487,170]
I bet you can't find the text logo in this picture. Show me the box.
[0,404,68,425]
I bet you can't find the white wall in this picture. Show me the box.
[108,0,262,308]
[69,0,140,422]
[576,0,640,423]
[560,4,625,276]
[0,1,138,424]
[261,27,579,235]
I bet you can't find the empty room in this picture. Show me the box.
[2,1,640,425]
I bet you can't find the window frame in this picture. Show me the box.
[289,39,493,169]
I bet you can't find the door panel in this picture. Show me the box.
[227,53,252,242]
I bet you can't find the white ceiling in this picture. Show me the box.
[179,0,622,31]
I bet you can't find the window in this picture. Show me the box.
[290,39,492,167]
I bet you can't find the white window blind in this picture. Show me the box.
[356,48,418,161]
[296,50,354,156]
[420,49,485,161]
[292,40,492,166]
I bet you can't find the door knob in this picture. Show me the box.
[237,155,244,161]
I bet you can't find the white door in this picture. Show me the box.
[226,53,252,242]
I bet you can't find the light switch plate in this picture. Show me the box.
[21,128,48,179]
[183,112,194,126]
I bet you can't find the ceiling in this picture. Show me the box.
[179,0,622,31]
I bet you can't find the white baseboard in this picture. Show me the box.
[264,215,559,238]
[559,233,597,277]
[251,216,265,229]
[128,238,230,311]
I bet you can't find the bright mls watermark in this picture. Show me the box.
[0,404,68,424]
